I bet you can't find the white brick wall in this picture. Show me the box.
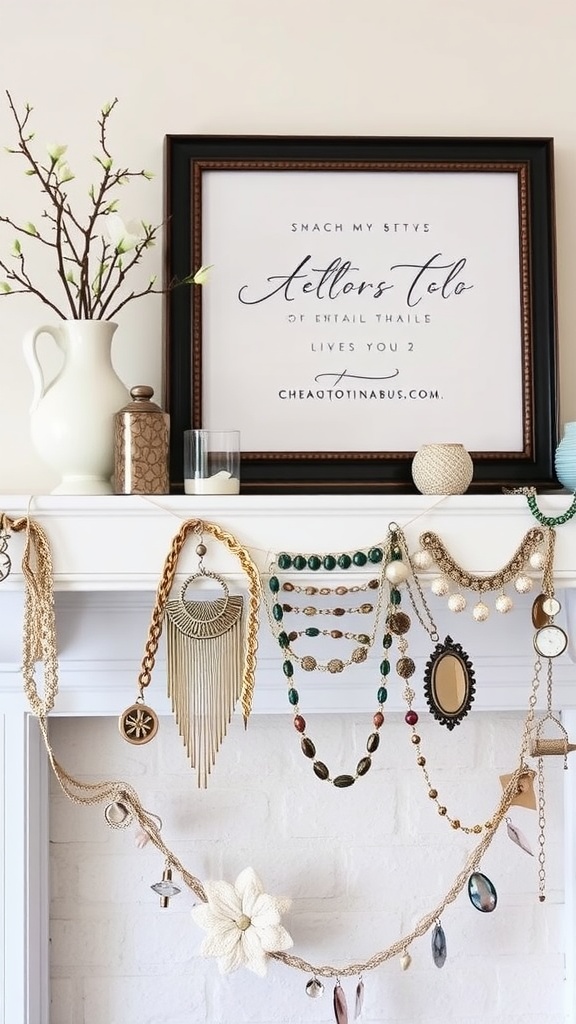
[49,713,566,1024]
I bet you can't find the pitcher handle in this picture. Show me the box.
[22,325,62,413]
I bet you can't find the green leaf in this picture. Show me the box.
[0,281,12,293]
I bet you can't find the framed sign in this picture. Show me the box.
[164,136,558,493]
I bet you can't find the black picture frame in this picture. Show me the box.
[164,135,558,494]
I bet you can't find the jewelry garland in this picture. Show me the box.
[8,512,552,1005]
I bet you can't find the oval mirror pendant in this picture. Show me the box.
[431,921,447,967]
[423,636,476,729]
[468,871,498,912]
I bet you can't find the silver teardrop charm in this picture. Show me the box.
[506,818,534,856]
[354,977,364,1019]
[468,871,498,912]
[306,977,324,998]
[333,981,349,1024]
[431,921,447,967]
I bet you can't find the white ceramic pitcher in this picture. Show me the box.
[23,320,129,494]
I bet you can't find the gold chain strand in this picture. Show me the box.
[281,578,380,596]
[135,518,261,725]
[13,514,540,979]
[537,748,547,902]
[542,527,556,598]
[3,513,59,716]
[418,527,545,592]
[36,715,208,902]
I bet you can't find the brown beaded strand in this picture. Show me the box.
[393,526,510,835]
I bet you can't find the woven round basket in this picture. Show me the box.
[411,443,473,495]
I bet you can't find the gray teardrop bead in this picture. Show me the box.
[431,922,447,967]
[468,871,498,912]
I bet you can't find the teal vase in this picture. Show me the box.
[554,422,576,490]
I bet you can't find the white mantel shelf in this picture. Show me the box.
[2,492,576,587]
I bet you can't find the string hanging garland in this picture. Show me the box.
[6,511,549,988]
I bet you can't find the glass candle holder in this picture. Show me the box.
[184,429,241,494]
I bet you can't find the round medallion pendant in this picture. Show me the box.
[119,702,159,744]
[388,611,411,635]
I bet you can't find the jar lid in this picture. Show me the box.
[119,385,164,413]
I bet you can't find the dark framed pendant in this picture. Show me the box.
[423,635,476,730]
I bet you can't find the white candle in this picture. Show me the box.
[184,470,240,495]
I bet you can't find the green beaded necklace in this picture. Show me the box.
[267,540,409,787]
[276,544,386,572]
[525,491,576,528]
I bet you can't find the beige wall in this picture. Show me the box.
[0,0,575,493]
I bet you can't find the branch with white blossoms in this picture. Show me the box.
[191,867,293,976]
[0,92,207,319]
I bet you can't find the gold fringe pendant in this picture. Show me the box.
[165,570,244,788]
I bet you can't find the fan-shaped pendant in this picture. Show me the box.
[165,572,244,787]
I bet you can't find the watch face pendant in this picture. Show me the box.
[533,624,568,659]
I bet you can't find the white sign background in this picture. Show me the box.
[200,170,523,455]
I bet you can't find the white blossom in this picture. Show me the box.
[104,212,144,254]
[191,867,292,976]
[47,142,67,162]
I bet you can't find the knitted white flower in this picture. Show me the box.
[191,866,293,976]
